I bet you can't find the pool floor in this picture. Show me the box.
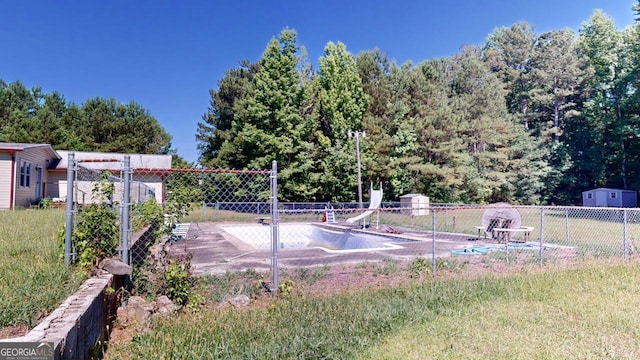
[218,223,407,252]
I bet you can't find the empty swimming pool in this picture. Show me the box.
[219,223,407,253]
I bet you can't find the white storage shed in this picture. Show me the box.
[400,193,430,216]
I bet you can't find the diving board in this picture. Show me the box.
[346,183,383,224]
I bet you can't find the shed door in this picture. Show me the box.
[595,191,607,206]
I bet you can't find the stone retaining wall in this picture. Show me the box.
[0,273,123,360]
[0,224,156,359]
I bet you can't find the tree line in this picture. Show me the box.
[197,5,640,205]
[0,81,173,155]
[3,6,639,205]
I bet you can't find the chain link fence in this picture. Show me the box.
[166,168,272,223]
[272,204,640,277]
[61,153,640,294]
[63,155,145,267]
[62,153,274,272]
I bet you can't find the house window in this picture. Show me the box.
[610,192,617,199]
[20,161,31,188]
[587,193,593,199]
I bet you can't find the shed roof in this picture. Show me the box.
[583,188,637,193]
[54,150,172,171]
[0,142,60,159]
[400,193,428,198]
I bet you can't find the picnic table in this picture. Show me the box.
[493,226,534,243]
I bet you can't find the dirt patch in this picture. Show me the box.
[107,324,137,352]
[0,324,29,340]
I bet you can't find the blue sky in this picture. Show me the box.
[0,1,635,163]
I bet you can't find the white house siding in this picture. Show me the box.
[0,154,13,209]
[47,170,164,205]
[133,174,164,204]
[13,148,54,208]
[52,151,169,205]
[45,171,66,200]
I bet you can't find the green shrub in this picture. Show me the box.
[165,259,191,305]
[72,202,119,270]
[408,255,431,279]
[278,279,295,297]
[39,197,52,209]
[132,197,164,233]
[57,171,119,272]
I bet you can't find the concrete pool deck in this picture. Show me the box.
[167,222,506,276]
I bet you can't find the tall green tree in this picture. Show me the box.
[239,28,306,170]
[444,46,548,203]
[316,41,369,201]
[529,29,589,142]
[0,81,38,142]
[526,29,590,203]
[356,49,394,195]
[196,60,259,168]
[578,10,636,190]
[484,22,537,129]
[384,61,424,198]
[412,58,473,202]
[81,97,172,154]
[199,28,315,200]
[58,103,92,151]
[0,79,174,155]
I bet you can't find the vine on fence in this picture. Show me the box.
[131,187,195,305]
[59,171,119,272]
[132,197,164,237]
[163,186,196,233]
[59,168,205,306]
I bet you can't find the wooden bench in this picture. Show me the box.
[493,226,534,243]
[475,218,513,241]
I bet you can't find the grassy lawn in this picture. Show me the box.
[0,209,86,330]
[105,260,640,359]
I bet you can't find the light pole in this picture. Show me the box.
[348,130,365,209]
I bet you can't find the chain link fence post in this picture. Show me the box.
[539,207,545,266]
[623,208,629,260]
[432,207,437,274]
[270,160,279,295]
[565,208,570,243]
[64,152,75,267]
[122,155,131,265]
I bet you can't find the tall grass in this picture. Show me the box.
[0,209,85,329]
[105,261,640,359]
